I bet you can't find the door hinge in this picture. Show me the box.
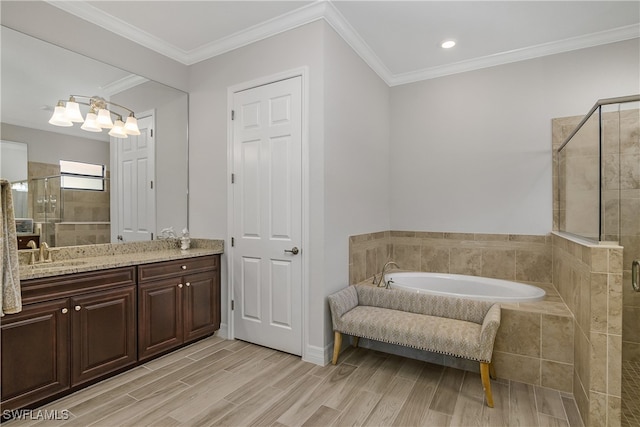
[231,110,235,120]
[231,300,235,310]
[231,173,235,184]
[150,180,153,189]
[151,233,154,240]
[231,237,235,247]
[150,129,153,137]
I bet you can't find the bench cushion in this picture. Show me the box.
[355,285,492,324]
[340,306,485,361]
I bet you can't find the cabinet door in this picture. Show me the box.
[0,299,70,410]
[183,270,220,343]
[71,286,137,387]
[138,279,183,361]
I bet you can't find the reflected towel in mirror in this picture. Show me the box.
[1,179,22,315]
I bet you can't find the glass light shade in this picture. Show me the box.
[108,119,128,138]
[81,113,102,132]
[96,109,114,128]
[65,101,84,122]
[124,115,141,135]
[48,104,73,127]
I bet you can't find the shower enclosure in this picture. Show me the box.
[557,95,640,427]
[30,175,110,247]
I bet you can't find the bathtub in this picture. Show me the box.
[385,272,546,303]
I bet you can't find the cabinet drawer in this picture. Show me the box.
[20,267,136,305]
[138,255,218,283]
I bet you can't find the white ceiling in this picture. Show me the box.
[48,0,640,86]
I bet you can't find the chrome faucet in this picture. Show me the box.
[375,260,400,288]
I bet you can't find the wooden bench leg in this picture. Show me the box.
[352,336,359,348]
[480,362,494,408]
[332,331,342,365]
[489,362,496,380]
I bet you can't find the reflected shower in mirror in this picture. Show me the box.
[0,26,188,248]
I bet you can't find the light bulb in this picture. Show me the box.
[48,102,73,127]
[81,112,102,132]
[65,98,84,122]
[124,115,140,135]
[96,109,114,128]
[109,119,128,138]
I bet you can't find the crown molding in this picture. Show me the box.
[185,1,327,65]
[102,74,150,97]
[46,1,639,87]
[45,1,192,63]
[321,2,393,85]
[389,23,640,86]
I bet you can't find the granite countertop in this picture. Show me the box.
[19,239,224,280]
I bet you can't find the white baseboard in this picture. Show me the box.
[215,323,229,339]
[303,343,329,366]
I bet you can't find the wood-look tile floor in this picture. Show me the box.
[6,335,585,427]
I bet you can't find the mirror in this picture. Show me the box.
[0,26,188,247]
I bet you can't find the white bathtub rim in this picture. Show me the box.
[384,271,546,303]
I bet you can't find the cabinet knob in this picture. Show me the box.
[61,308,68,314]
[178,283,183,288]
[186,282,191,287]
[181,265,187,270]
[75,305,81,311]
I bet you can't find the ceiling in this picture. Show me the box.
[48,0,640,86]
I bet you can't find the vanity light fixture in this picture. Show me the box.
[48,95,140,137]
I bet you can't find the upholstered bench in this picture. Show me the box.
[327,284,501,407]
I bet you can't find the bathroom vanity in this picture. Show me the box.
[0,241,222,413]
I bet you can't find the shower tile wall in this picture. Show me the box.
[552,234,623,427]
[28,161,110,246]
[553,108,640,427]
[349,231,574,393]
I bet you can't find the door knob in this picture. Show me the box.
[284,247,300,255]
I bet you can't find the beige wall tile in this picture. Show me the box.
[607,335,622,397]
[481,248,516,280]
[608,273,623,335]
[450,247,482,276]
[492,351,540,385]
[420,246,449,273]
[516,249,552,283]
[590,273,608,333]
[541,360,573,393]
[541,314,574,363]
[574,370,590,427]
[607,395,622,427]
[589,332,607,393]
[392,244,421,271]
[589,391,607,427]
[495,309,541,357]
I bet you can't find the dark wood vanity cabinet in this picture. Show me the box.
[0,267,137,411]
[138,255,220,361]
[1,299,70,410]
[1,254,220,412]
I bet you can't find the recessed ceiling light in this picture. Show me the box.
[441,40,456,49]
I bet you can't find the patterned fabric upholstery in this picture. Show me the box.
[327,284,501,363]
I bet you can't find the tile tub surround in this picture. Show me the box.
[18,238,224,280]
[349,231,574,393]
[552,232,623,427]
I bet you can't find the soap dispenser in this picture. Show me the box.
[180,228,191,250]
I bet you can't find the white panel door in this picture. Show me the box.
[232,76,302,355]
[111,114,156,242]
